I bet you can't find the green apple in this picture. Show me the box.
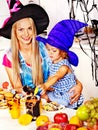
[76,105,89,121]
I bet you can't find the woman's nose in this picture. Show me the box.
[24,30,29,36]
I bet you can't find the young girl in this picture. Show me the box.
[36,19,88,109]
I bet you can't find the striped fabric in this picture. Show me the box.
[47,59,84,109]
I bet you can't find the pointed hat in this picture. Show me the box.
[0,0,49,39]
[36,19,88,66]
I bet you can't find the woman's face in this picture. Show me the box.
[46,43,62,63]
[15,18,34,45]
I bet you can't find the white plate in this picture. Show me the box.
[42,104,65,112]
[42,102,65,111]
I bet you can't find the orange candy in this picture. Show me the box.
[2,81,9,89]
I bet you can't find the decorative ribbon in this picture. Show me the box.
[2,0,23,27]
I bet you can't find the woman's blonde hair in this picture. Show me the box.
[11,18,43,88]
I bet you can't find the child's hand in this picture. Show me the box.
[34,86,42,96]
[37,84,46,95]
[47,87,54,91]
[37,84,54,95]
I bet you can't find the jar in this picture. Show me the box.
[25,95,41,120]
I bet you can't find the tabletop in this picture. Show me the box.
[0,109,36,130]
[0,107,76,130]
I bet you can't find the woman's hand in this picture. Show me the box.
[14,87,23,94]
[68,79,83,104]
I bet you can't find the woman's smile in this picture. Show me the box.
[21,37,31,41]
[16,18,34,45]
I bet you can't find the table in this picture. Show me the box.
[0,109,36,130]
[0,108,76,130]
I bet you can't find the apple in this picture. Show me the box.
[54,112,68,124]
[48,123,62,130]
[59,122,68,128]
[36,125,48,130]
[36,122,62,130]
[64,124,78,130]
[36,121,51,130]
[76,105,89,121]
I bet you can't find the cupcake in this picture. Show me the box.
[4,92,14,101]
[0,94,4,101]
[0,87,3,91]
[0,91,7,95]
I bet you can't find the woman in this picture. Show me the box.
[3,17,48,93]
[0,3,82,104]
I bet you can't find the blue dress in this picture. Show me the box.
[19,42,49,88]
[47,59,84,109]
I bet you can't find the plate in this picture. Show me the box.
[42,101,65,111]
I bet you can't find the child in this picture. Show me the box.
[36,19,88,109]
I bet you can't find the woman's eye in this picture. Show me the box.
[28,27,32,30]
[18,28,23,32]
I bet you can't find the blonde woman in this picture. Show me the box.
[1,3,49,93]
[0,3,83,104]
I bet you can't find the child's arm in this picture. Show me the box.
[38,65,71,94]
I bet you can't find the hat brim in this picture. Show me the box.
[0,4,49,39]
[67,51,79,66]
[36,36,78,66]
[36,36,69,51]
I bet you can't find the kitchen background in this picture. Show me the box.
[0,0,98,101]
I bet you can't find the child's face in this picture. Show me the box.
[46,43,62,63]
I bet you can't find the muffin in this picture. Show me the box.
[4,92,14,101]
[0,91,7,95]
[0,87,3,91]
[0,94,4,100]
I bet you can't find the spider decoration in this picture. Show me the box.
[67,0,98,86]
[67,0,98,22]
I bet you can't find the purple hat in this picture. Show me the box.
[36,19,88,66]
[0,0,49,39]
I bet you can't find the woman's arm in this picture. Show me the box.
[5,66,23,93]
[3,53,23,93]
[68,79,83,104]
